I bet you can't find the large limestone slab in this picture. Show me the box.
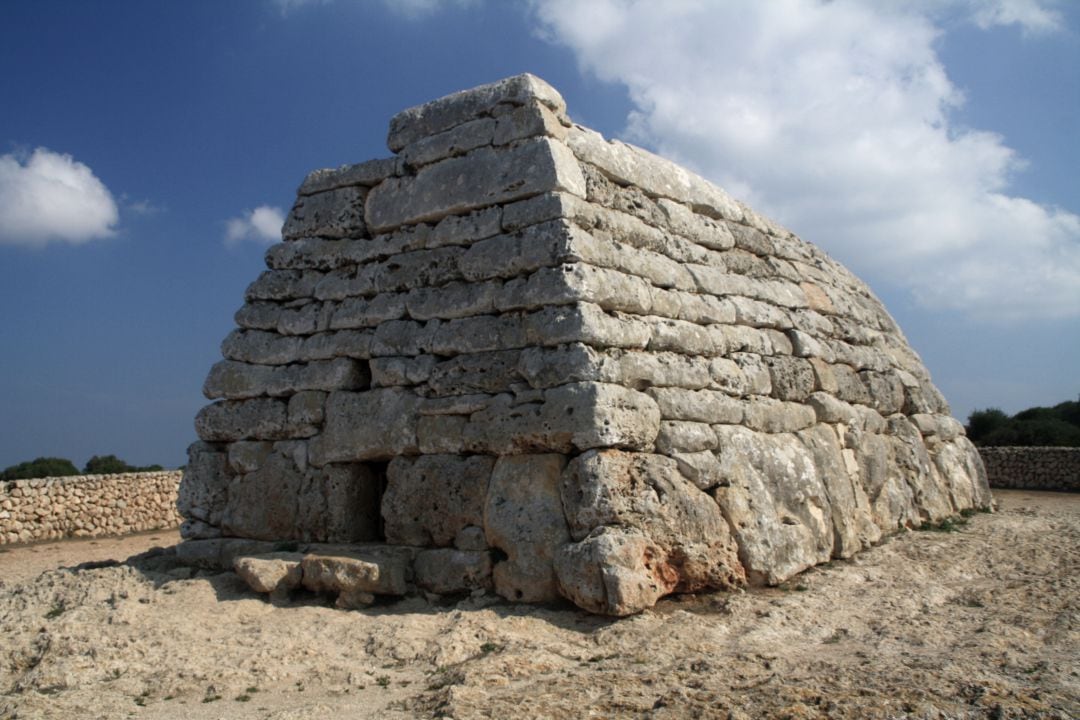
[387,73,567,151]
[308,388,422,465]
[365,138,586,232]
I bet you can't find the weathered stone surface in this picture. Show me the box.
[181,74,989,616]
[234,552,303,597]
[195,399,288,442]
[382,454,493,547]
[388,73,567,152]
[558,450,744,611]
[309,388,422,465]
[299,157,398,196]
[283,185,366,240]
[178,442,229,528]
[485,454,569,602]
[414,548,493,594]
[366,138,585,232]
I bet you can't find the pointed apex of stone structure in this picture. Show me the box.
[387,73,568,152]
[180,74,991,616]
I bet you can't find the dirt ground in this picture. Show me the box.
[0,489,1076,720]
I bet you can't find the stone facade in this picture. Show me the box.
[979,447,1080,491]
[180,74,991,615]
[0,471,182,545]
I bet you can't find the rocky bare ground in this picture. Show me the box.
[0,489,1076,720]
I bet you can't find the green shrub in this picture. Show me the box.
[967,397,1080,447]
[83,455,164,475]
[1,457,80,481]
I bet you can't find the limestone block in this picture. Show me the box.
[203,358,367,400]
[221,329,302,366]
[417,415,468,454]
[524,303,651,350]
[288,390,326,431]
[798,424,881,558]
[742,398,816,434]
[245,269,320,302]
[300,553,402,608]
[276,302,327,336]
[382,454,494,547]
[387,73,567,151]
[657,198,735,251]
[566,125,744,223]
[371,319,438,357]
[227,441,273,474]
[647,318,718,356]
[458,219,582,282]
[670,451,725,491]
[235,301,281,331]
[221,450,305,540]
[711,427,834,584]
[806,391,858,425]
[553,527,671,617]
[676,292,736,325]
[428,206,502,248]
[722,325,774,355]
[764,356,816,402]
[647,388,744,425]
[832,363,872,406]
[178,442,229,528]
[400,117,496,168]
[429,315,526,356]
[603,349,713,391]
[371,246,466,294]
[298,157,398,195]
[234,552,303,597]
[299,330,373,361]
[195,399,288,442]
[283,185,366,240]
[517,343,601,389]
[808,357,838,393]
[708,358,748,396]
[559,451,744,602]
[426,350,522,396]
[494,100,567,145]
[308,388,422,465]
[484,454,569,602]
[366,138,586,232]
[859,370,906,415]
[406,281,498,321]
[414,549,493,594]
[463,382,660,455]
[654,421,718,454]
[330,294,407,329]
[370,355,436,387]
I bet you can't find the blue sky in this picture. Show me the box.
[1,0,1077,469]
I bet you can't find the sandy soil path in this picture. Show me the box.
[1,490,1076,719]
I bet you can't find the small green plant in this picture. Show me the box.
[479,642,500,655]
[918,516,968,532]
[376,675,391,689]
[44,604,65,619]
[202,694,221,703]
[235,694,251,702]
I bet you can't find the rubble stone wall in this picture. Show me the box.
[979,447,1080,491]
[0,471,183,545]
[180,74,991,615]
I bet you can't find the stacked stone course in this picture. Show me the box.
[180,74,991,615]
[0,471,182,545]
[979,447,1080,491]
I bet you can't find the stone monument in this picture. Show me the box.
[178,74,991,615]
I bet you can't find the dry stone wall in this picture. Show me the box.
[180,74,991,615]
[0,471,182,545]
[979,447,1080,491]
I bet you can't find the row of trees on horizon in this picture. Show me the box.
[966,398,1080,448]
[1,455,166,481]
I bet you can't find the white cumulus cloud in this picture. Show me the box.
[532,0,1079,321]
[225,205,285,246]
[0,148,119,248]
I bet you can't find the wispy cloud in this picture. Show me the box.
[532,0,1079,321]
[0,148,119,248]
[272,0,478,19]
[225,205,284,246]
